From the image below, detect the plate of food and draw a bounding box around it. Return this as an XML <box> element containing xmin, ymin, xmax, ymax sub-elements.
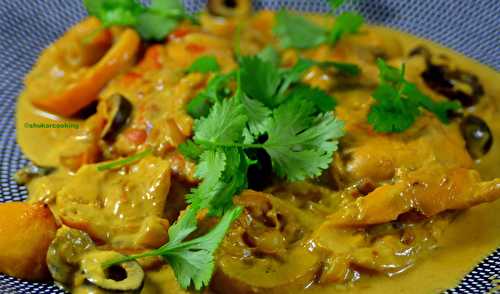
<box><xmin>0</xmin><ymin>0</ymin><xmax>499</xmax><ymax>293</ymax></box>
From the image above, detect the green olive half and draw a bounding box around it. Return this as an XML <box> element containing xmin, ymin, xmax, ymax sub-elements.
<box><xmin>80</xmin><ymin>251</ymin><xmax>144</xmax><ymax>292</ymax></box>
<box><xmin>47</xmin><ymin>226</ymin><xmax>95</xmax><ymax>285</ymax></box>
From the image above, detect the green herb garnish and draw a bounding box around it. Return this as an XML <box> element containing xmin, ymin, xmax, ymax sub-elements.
<box><xmin>368</xmin><ymin>59</ymin><xmax>461</xmax><ymax>133</ymax></box>
<box><xmin>273</xmin><ymin>5</ymin><xmax>364</xmax><ymax>49</ymax></box>
<box><xmin>83</xmin><ymin>0</ymin><xmax>193</xmax><ymax>40</ymax></box>
<box><xmin>184</xmin><ymin>54</ymin><xmax>345</xmax><ymax>182</ymax></box>
<box><xmin>286</xmin><ymin>84</ymin><xmax>337</xmax><ymax>112</ymax></box>
<box><xmin>273</xmin><ymin>10</ymin><xmax>329</xmax><ymax>49</ymax></box>
<box><xmin>106</xmin><ymin>52</ymin><xmax>345</xmax><ymax>290</ymax></box>
<box><xmin>103</xmin><ymin>206</ymin><xmax>242</xmax><ymax>290</ymax></box>
<box><xmin>328</xmin><ymin>0</ymin><xmax>348</xmax><ymax>9</ymax></box>
<box><xmin>96</xmin><ymin>149</ymin><xmax>152</xmax><ymax>171</ymax></box>
<box><xmin>187</xmin><ymin>72</ymin><xmax>235</xmax><ymax>118</ymax></box>
<box><xmin>327</xmin><ymin>11</ymin><xmax>364</xmax><ymax>45</ymax></box>
<box><xmin>187</xmin><ymin>56</ymin><xmax>221</xmax><ymax>73</ymax></box>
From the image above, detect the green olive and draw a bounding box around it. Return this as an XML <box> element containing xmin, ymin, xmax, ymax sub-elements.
<box><xmin>47</xmin><ymin>226</ymin><xmax>95</xmax><ymax>285</ymax></box>
<box><xmin>80</xmin><ymin>251</ymin><xmax>144</xmax><ymax>293</ymax></box>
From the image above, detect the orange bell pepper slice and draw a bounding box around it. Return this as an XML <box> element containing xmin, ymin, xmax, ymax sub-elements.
<box><xmin>33</xmin><ymin>28</ymin><xmax>140</xmax><ymax>117</ymax></box>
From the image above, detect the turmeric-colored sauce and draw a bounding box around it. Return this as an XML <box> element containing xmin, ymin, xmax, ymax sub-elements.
<box><xmin>12</xmin><ymin>10</ymin><xmax>500</xmax><ymax>294</ymax></box>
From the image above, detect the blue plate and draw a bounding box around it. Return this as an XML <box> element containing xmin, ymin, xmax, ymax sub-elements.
<box><xmin>0</xmin><ymin>0</ymin><xmax>498</xmax><ymax>293</ymax></box>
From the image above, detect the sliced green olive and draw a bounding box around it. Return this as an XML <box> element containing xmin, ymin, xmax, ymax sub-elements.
<box><xmin>47</xmin><ymin>226</ymin><xmax>95</xmax><ymax>285</ymax></box>
<box><xmin>13</xmin><ymin>164</ymin><xmax>56</xmax><ymax>185</ymax></box>
<box><xmin>80</xmin><ymin>251</ymin><xmax>144</xmax><ymax>292</ymax></box>
<box><xmin>460</xmin><ymin>115</ymin><xmax>493</xmax><ymax>159</ymax></box>
<box><xmin>101</xmin><ymin>94</ymin><xmax>133</xmax><ymax>143</ymax></box>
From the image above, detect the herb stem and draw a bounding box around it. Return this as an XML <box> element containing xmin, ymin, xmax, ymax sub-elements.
<box><xmin>102</xmin><ymin>249</ymin><xmax>161</xmax><ymax>269</ymax></box>
<box><xmin>96</xmin><ymin>149</ymin><xmax>152</xmax><ymax>171</ymax></box>
<box><xmin>195</xmin><ymin>140</ymin><xmax>263</xmax><ymax>149</ymax></box>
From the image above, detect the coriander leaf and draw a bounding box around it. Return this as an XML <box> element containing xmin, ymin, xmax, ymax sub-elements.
<box><xmin>208</xmin><ymin>148</ymin><xmax>250</xmax><ymax>216</ymax></box>
<box><xmin>136</xmin><ymin>11</ymin><xmax>178</xmax><ymax>40</ymax></box>
<box><xmin>83</xmin><ymin>0</ymin><xmax>102</xmax><ymax>16</ymax></box>
<box><xmin>378</xmin><ymin>59</ymin><xmax>405</xmax><ymax>86</ymax></box>
<box><xmin>328</xmin><ymin>0</ymin><xmax>362</xmax><ymax>10</ymax></box>
<box><xmin>236</xmin><ymin>68</ymin><xmax>272</xmax><ymax>136</ymax></box>
<box><xmin>266</xmin><ymin>97</ymin><xmax>316</xmax><ymax>136</ymax></box>
<box><xmin>187</xmin><ymin>56</ymin><xmax>221</xmax><ymax>73</ymax></box>
<box><xmin>277</xmin><ymin>58</ymin><xmax>316</xmax><ymax>97</ymax></box>
<box><xmin>187</xmin><ymin>72</ymin><xmax>235</xmax><ymax>118</ymax></box>
<box><xmin>186</xmin><ymin>95</ymin><xmax>212</xmax><ymax>119</ymax></box>
<box><xmin>242</xmin><ymin>128</ymin><xmax>255</xmax><ymax>144</ymax></box>
<box><xmin>368</xmin><ymin>59</ymin><xmax>460</xmax><ymax>133</ymax></box>
<box><xmin>262</xmin><ymin>98</ymin><xmax>345</xmax><ymax>180</ymax></box>
<box><xmin>240</xmin><ymin>93</ymin><xmax>272</xmax><ymax>136</ymax></box>
<box><xmin>273</xmin><ymin>10</ymin><xmax>327</xmax><ymax>49</ymax></box>
<box><xmin>367</xmin><ymin>84</ymin><xmax>420</xmax><ymax>132</ymax></box>
<box><xmin>257</xmin><ymin>46</ymin><xmax>280</xmax><ymax>66</ymax></box>
<box><xmin>187</xmin><ymin>149</ymin><xmax>227</xmax><ymax>208</ymax></box>
<box><xmin>328</xmin><ymin>0</ymin><xmax>347</xmax><ymax>9</ymax></box>
<box><xmin>426</xmin><ymin>100</ymin><xmax>461</xmax><ymax>123</ymax></box>
<box><xmin>328</xmin><ymin>11</ymin><xmax>364</xmax><ymax>45</ymax></box>
<box><xmin>287</xmin><ymin>84</ymin><xmax>337</xmax><ymax>112</ymax></box>
<box><xmin>404</xmin><ymin>83</ymin><xmax>461</xmax><ymax>123</ymax></box>
<box><xmin>197</xmin><ymin>73</ymin><xmax>235</xmax><ymax>103</ymax></box>
<box><xmin>194</xmin><ymin>150</ymin><xmax>226</xmax><ymax>183</ymax></box>
<box><xmin>84</xmin><ymin>0</ymin><xmax>192</xmax><ymax>40</ymax></box>
<box><xmin>194</xmin><ymin>97</ymin><xmax>248</xmax><ymax>145</ymax></box>
<box><xmin>150</xmin><ymin>0</ymin><xmax>184</xmax><ymax>12</ymax></box>
<box><xmin>162</xmin><ymin>206</ymin><xmax>242</xmax><ymax>290</ymax></box>
<box><xmin>167</xmin><ymin>205</ymin><xmax>200</xmax><ymax>245</ymax></box>
<box><xmin>179</xmin><ymin>140</ymin><xmax>205</xmax><ymax>160</ymax></box>
<box><xmin>84</xmin><ymin>0</ymin><xmax>144</xmax><ymax>27</ymax></box>
<box><xmin>239</xmin><ymin>56</ymin><xmax>281</xmax><ymax>107</ymax></box>
<box><xmin>110</xmin><ymin>206</ymin><xmax>242</xmax><ymax>290</ymax></box>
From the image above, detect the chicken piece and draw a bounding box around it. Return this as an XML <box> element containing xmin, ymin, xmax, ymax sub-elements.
<box><xmin>55</xmin><ymin>156</ymin><xmax>171</xmax><ymax>248</ymax></box>
<box><xmin>336</xmin><ymin>115</ymin><xmax>473</xmax><ymax>184</ymax></box>
<box><xmin>315</xmin><ymin>234</ymin><xmax>420</xmax><ymax>283</ymax></box>
<box><xmin>0</xmin><ymin>203</ymin><xmax>58</xmax><ymax>280</ymax></box>
<box><xmin>312</xmin><ymin>212</ymin><xmax>448</xmax><ymax>282</ymax></box>
<box><xmin>328</xmin><ymin>166</ymin><xmax>500</xmax><ymax>227</ymax></box>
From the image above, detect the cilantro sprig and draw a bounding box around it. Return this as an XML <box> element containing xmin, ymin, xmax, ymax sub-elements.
<box><xmin>368</xmin><ymin>59</ymin><xmax>461</xmax><ymax>133</ymax></box>
<box><xmin>187</xmin><ymin>47</ymin><xmax>359</xmax><ymax>120</ymax></box>
<box><xmin>106</xmin><ymin>51</ymin><xmax>345</xmax><ymax>290</ymax></box>
<box><xmin>187</xmin><ymin>55</ymin><xmax>221</xmax><ymax>74</ymax></box>
<box><xmin>83</xmin><ymin>0</ymin><xmax>194</xmax><ymax>40</ymax></box>
<box><xmin>103</xmin><ymin>206</ymin><xmax>242</xmax><ymax>290</ymax></box>
<box><xmin>96</xmin><ymin>149</ymin><xmax>152</xmax><ymax>171</ymax></box>
<box><xmin>273</xmin><ymin>1</ymin><xmax>364</xmax><ymax>49</ymax></box>
<box><xmin>184</xmin><ymin>53</ymin><xmax>345</xmax><ymax>183</ymax></box>
<box><xmin>273</xmin><ymin>10</ymin><xmax>328</xmax><ymax>49</ymax></box>
<box><xmin>327</xmin><ymin>11</ymin><xmax>364</xmax><ymax>45</ymax></box>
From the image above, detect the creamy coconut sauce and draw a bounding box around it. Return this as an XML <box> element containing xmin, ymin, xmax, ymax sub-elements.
<box><xmin>14</xmin><ymin>12</ymin><xmax>500</xmax><ymax>294</ymax></box>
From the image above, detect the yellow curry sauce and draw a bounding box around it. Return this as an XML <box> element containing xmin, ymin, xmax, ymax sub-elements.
<box><xmin>13</xmin><ymin>9</ymin><xmax>500</xmax><ymax>294</ymax></box>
